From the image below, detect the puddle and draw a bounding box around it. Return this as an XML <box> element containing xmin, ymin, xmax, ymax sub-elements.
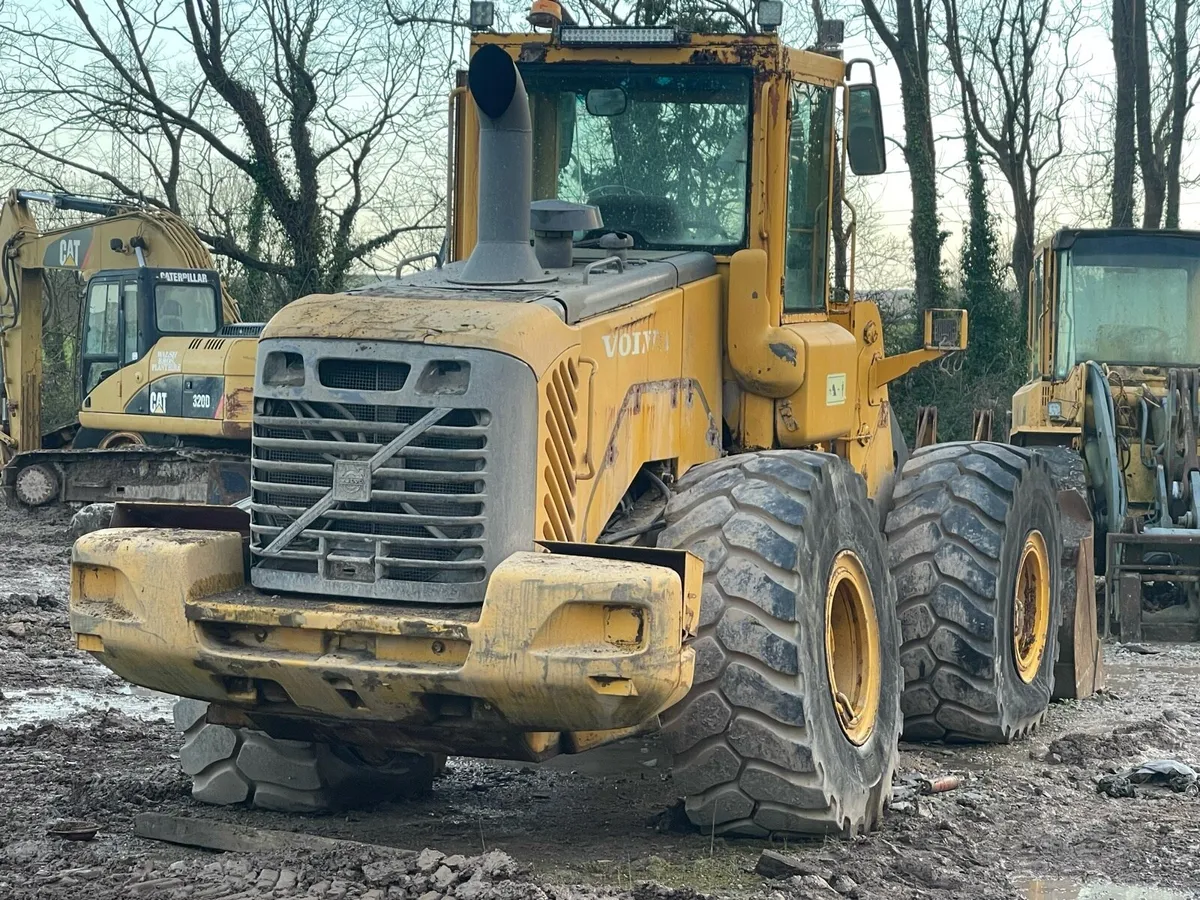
<box><xmin>0</xmin><ymin>684</ymin><xmax>174</xmax><ymax>730</ymax></box>
<box><xmin>1024</xmin><ymin>879</ymin><xmax>1194</xmax><ymax>899</ymax></box>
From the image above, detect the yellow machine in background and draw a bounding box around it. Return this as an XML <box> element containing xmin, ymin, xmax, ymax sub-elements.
<box><xmin>71</xmin><ymin>7</ymin><xmax>1073</xmax><ymax>837</ymax></box>
<box><xmin>0</xmin><ymin>189</ymin><xmax>258</xmax><ymax>507</ymax></box>
<box><xmin>1014</xmin><ymin>227</ymin><xmax>1200</xmax><ymax>644</ymax></box>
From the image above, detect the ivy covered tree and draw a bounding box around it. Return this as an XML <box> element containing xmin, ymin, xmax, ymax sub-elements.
<box><xmin>956</xmin><ymin>112</ymin><xmax>1027</xmax><ymax>423</ymax></box>
<box><xmin>888</xmin><ymin>112</ymin><xmax>1027</xmax><ymax>446</ymax></box>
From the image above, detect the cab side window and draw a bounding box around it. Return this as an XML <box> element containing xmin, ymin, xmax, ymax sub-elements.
<box><xmin>122</xmin><ymin>282</ymin><xmax>139</xmax><ymax>363</ymax></box>
<box><xmin>84</xmin><ymin>281</ymin><xmax>119</xmax><ymax>356</ymax></box>
<box><xmin>82</xmin><ymin>281</ymin><xmax>120</xmax><ymax>394</ymax></box>
<box><xmin>783</xmin><ymin>83</ymin><xmax>833</xmax><ymax>311</ymax></box>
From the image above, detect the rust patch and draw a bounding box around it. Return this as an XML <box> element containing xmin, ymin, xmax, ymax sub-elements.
<box><xmin>518</xmin><ymin>42</ymin><xmax>547</xmax><ymax>63</ymax></box>
<box><xmin>769</xmin><ymin>341</ymin><xmax>798</xmax><ymax>365</ymax></box>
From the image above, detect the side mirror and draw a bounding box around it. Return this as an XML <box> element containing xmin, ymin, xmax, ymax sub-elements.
<box><xmin>586</xmin><ymin>88</ymin><xmax>627</xmax><ymax>117</ymax></box>
<box><xmin>846</xmin><ymin>83</ymin><xmax>887</xmax><ymax>176</ymax></box>
<box><xmin>924</xmin><ymin>308</ymin><xmax>968</xmax><ymax>351</ymax></box>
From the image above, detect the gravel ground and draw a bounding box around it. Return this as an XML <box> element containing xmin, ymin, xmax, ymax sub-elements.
<box><xmin>1</xmin><ymin>506</ymin><xmax>1199</xmax><ymax>899</ymax></box>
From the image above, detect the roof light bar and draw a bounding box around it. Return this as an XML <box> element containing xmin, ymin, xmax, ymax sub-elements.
<box><xmin>558</xmin><ymin>26</ymin><xmax>689</xmax><ymax>47</ymax></box>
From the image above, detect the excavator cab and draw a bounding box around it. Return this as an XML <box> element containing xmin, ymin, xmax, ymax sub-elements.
<box><xmin>78</xmin><ymin>267</ymin><xmax>223</xmax><ymax>399</ymax></box>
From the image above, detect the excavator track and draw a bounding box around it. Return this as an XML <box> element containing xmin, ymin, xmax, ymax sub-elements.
<box><xmin>3</xmin><ymin>446</ymin><xmax>249</xmax><ymax>508</ymax></box>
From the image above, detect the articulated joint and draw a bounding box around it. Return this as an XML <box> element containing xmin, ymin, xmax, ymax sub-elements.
<box><xmin>726</xmin><ymin>248</ymin><xmax>805</xmax><ymax>398</ymax></box>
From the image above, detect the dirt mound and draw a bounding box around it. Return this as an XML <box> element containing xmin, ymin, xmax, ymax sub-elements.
<box><xmin>67</xmin><ymin>766</ymin><xmax>191</xmax><ymax>819</ymax></box>
<box><xmin>0</xmin><ymin>708</ymin><xmax>149</xmax><ymax>749</ymax></box>
<box><xmin>1044</xmin><ymin>713</ymin><xmax>1189</xmax><ymax>766</ymax></box>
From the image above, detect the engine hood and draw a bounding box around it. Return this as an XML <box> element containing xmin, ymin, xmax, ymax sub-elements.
<box><xmin>262</xmin><ymin>250</ymin><xmax>716</xmax><ymax>379</ymax></box>
<box><xmin>262</xmin><ymin>290</ymin><xmax>576</xmax><ymax>380</ymax></box>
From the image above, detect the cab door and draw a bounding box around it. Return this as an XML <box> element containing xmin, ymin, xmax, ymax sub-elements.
<box><xmin>79</xmin><ymin>278</ymin><xmax>122</xmax><ymax>400</ymax></box>
<box><xmin>79</xmin><ymin>273</ymin><xmax>146</xmax><ymax>407</ymax></box>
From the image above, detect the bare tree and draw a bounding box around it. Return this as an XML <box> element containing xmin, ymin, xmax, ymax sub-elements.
<box><xmin>1056</xmin><ymin>91</ymin><xmax>1122</xmax><ymax>228</ymax></box>
<box><xmin>0</xmin><ymin>0</ymin><xmax>449</xmax><ymax>303</ymax></box>
<box><xmin>1110</xmin><ymin>0</ymin><xmax>1200</xmax><ymax>229</ymax></box>
<box><xmin>1160</xmin><ymin>0</ymin><xmax>1198</xmax><ymax>227</ymax></box>
<box><xmin>1112</xmin><ymin>0</ymin><xmax>1138</xmax><ymax>226</ymax></box>
<box><xmin>941</xmin><ymin>0</ymin><xmax>1080</xmax><ymax>307</ymax></box>
<box><xmin>1134</xmin><ymin>0</ymin><xmax>1200</xmax><ymax>228</ymax></box>
<box><xmin>860</xmin><ymin>0</ymin><xmax>947</xmax><ymax>311</ymax></box>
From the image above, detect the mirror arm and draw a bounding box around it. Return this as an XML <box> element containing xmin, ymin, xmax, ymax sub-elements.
<box><xmin>870</xmin><ymin>347</ymin><xmax>947</xmax><ymax>391</ymax></box>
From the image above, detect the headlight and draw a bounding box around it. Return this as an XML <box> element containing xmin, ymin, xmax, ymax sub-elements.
<box><xmin>1047</xmin><ymin>400</ymin><xmax>1063</xmax><ymax>419</ymax></box>
<box><xmin>558</xmin><ymin>26</ymin><xmax>688</xmax><ymax>46</ymax></box>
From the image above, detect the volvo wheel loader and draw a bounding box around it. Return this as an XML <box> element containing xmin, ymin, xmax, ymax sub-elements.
<box><xmin>1013</xmin><ymin>227</ymin><xmax>1200</xmax><ymax>647</ymax></box>
<box><xmin>1</xmin><ymin>189</ymin><xmax>259</xmax><ymax>508</ymax></box>
<box><xmin>70</xmin><ymin>8</ymin><xmax>1069</xmax><ymax>837</ymax></box>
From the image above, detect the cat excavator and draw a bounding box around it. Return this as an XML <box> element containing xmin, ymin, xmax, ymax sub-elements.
<box><xmin>0</xmin><ymin>188</ymin><xmax>258</xmax><ymax>508</ymax></box>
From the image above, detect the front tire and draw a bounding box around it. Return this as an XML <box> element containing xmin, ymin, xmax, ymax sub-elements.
<box><xmin>173</xmin><ymin>700</ymin><xmax>441</xmax><ymax>812</ymax></box>
<box><xmin>656</xmin><ymin>451</ymin><xmax>901</xmax><ymax>837</ymax></box>
<box><xmin>885</xmin><ymin>442</ymin><xmax>1062</xmax><ymax>742</ymax></box>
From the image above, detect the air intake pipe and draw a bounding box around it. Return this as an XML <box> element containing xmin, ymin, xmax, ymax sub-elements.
<box><xmin>452</xmin><ymin>44</ymin><xmax>551</xmax><ymax>285</ymax></box>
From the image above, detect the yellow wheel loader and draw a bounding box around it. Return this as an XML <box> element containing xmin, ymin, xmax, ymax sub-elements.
<box><xmin>1013</xmin><ymin>227</ymin><xmax>1200</xmax><ymax>648</ymax></box>
<box><xmin>0</xmin><ymin>189</ymin><xmax>258</xmax><ymax>507</ymax></box>
<box><xmin>70</xmin><ymin>9</ymin><xmax>1067</xmax><ymax>836</ymax></box>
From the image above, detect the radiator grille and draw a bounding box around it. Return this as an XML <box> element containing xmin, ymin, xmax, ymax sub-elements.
<box><xmin>251</xmin><ymin>399</ymin><xmax>489</xmax><ymax>587</ymax></box>
<box><xmin>220</xmin><ymin>323</ymin><xmax>265</xmax><ymax>337</ymax></box>
<box><xmin>318</xmin><ymin>359</ymin><xmax>411</xmax><ymax>392</ymax></box>
<box><xmin>248</xmin><ymin>341</ymin><xmax>536</xmax><ymax>605</ymax></box>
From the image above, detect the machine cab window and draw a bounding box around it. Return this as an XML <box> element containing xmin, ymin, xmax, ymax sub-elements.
<box><xmin>1053</xmin><ymin>232</ymin><xmax>1200</xmax><ymax>378</ymax></box>
<box><xmin>784</xmin><ymin>82</ymin><xmax>834</xmax><ymax>311</ymax></box>
<box><xmin>524</xmin><ymin>64</ymin><xmax>753</xmax><ymax>253</ymax></box>
<box><xmin>1029</xmin><ymin>252</ymin><xmax>1045</xmax><ymax>377</ymax></box>
<box><xmin>156</xmin><ymin>281</ymin><xmax>218</xmax><ymax>334</ymax></box>
<box><xmin>81</xmin><ymin>279</ymin><xmax>121</xmax><ymax>393</ymax></box>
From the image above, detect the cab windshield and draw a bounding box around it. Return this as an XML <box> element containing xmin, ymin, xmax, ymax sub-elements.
<box><xmin>522</xmin><ymin>64</ymin><xmax>752</xmax><ymax>253</ymax></box>
<box><xmin>1056</xmin><ymin>234</ymin><xmax>1200</xmax><ymax>376</ymax></box>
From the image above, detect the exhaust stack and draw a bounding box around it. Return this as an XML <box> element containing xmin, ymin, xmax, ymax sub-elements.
<box><xmin>452</xmin><ymin>44</ymin><xmax>551</xmax><ymax>285</ymax></box>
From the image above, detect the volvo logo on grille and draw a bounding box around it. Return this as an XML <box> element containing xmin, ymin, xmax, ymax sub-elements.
<box><xmin>332</xmin><ymin>460</ymin><xmax>372</xmax><ymax>502</ymax></box>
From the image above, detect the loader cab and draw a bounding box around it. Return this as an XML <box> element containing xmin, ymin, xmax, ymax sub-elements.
<box><xmin>1028</xmin><ymin>229</ymin><xmax>1200</xmax><ymax>381</ymax></box>
<box><xmin>452</xmin><ymin>31</ymin><xmax>888</xmax><ymax>314</ymax></box>
<box><xmin>79</xmin><ymin>267</ymin><xmax>223</xmax><ymax>397</ymax></box>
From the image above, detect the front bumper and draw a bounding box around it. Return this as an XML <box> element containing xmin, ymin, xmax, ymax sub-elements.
<box><xmin>70</xmin><ymin>529</ymin><xmax>699</xmax><ymax>760</ymax></box>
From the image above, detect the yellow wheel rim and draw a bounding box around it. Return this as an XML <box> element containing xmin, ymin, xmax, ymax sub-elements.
<box><xmin>1013</xmin><ymin>530</ymin><xmax>1051</xmax><ymax>684</ymax></box>
<box><xmin>824</xmin><ymin>551</ymin><xmax>881</xmax><ymax>746</ymax></box>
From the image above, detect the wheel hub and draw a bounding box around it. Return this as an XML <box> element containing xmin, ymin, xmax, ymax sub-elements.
<box><xmin>1013</xmin><ymin>530</ymin><xmax>1051</xmax><ymax>683</ymax></box>
<box><xmin>824</xmin><ymin>550</ymin><xmax>881</xmax><ymax>746</ymax></box>
<box><xmin>15</xmin><ymin>463</ymin><xmax>59</xmax><ymax>507</ymax></box>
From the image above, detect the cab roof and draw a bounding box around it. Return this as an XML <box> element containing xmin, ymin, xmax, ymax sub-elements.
<box><xmin>1047</xmin><ymin>228</ymin><xmax>1200</xmax><ymax>250</ymax></box>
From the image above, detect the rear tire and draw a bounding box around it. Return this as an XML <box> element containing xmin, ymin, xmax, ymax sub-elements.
<box><xmin>1031</xmin><ymin>447</ymin><xmax>1098</xmax><ymax>699</ymax></box>
<box><xmin>173</xmin><ymin>700</ymin><xmax>440</xmax><ymax>812</ymax></box>
<box><xmin>885</xmin><ymin>442</ymin><xmax>1062</xmax><ymax>742</ymax></box>
<box><xmin>657</xmin><ymin>451</ymin><xmax>901</xmax><ymax>837</ymax></box>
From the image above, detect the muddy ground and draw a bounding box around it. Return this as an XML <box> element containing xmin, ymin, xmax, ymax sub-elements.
<box><xmin>2</xmin><ymin>506</ymin><xmax>1199</xmax><ymax>900</ymax></box>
